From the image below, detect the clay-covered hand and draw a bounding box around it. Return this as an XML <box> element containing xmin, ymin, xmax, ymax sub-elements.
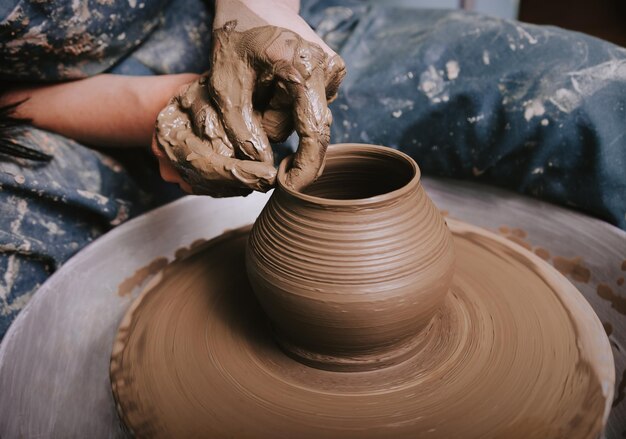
<box><xmin>208</xmin><ymin>0</ymin><xmax>346</xmax><ymax>190</ymax></box>
<box><xmin>154</xmin><ymin>76</ymin><xmax>276</xmax><ymax>197</ymax></box>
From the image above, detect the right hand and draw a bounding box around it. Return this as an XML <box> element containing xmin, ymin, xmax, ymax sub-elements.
<box><xmin>153</xmin><ymin>1</ymin><xmax>347</xmax><ymax>196</ymax></box>
<box><xmin>207</xmin><ymin>11</ymin><xmax>346</xmax><ymax>191</ymax></box>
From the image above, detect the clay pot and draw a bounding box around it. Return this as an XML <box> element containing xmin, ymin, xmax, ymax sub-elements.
<box><xmin>246</xmin><ymin>144</ymin><xmax>455</xmax><ymax>371</ymax></box>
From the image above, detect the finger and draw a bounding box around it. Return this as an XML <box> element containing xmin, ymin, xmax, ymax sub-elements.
<box><xmin>156</xmin><ymin>98</ymin><xmax>276</xmax><ymax>196</ymax></box>
<box><xmin>151</xmin><ymin>133</ymin><xmax>193</xmax><ymax>193</ymax></box>
<box><xmin>325</xmin><ymin>54</ymin><xmax>347</xmax><ymax>103</ymax></box>
<box><xmin>283</xmin><ymin>67</ymin><xmax>332</xmax><ymax>190</ymax></box>
<box><xmin>158</xmin><ymin>157</ymin><xmax>194</xmax><ymax>193</ymax></box>
<box><xmin>261</xmin><ymin>108</ymin><xmax>293</xmax><ymax>143</ymax></box>
<box><xmin>260</xmin><ymin>81</ymin><xmax>296</xmax><ymax>142</ymax></box>
<box><xmin>208</xmin><ymin>35</ymin><xmax>273</xmax><ymax>164</ymax></box>
<box><xmin>184</xmin><ymin>135</ymin><xmax>276</xmax><ymax>195</ymax></box>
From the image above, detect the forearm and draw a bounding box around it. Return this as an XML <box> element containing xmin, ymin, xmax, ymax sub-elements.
<box><xmin>214</xmin><ymin>0</ymin><xmax>301</xmax><ymax>30</ymax></box>
<box><xmin>0</xmin><ymin>74</ymin><xmax>198</xmax><ymax>148</ymax></box>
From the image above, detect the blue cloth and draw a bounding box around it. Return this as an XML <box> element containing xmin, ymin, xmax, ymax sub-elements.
<box><xmin>300</xmin><ymin>2</ymin><xmax>626</xmax><ymax>228</ymax></box>
<box><xmin>1</xmin><ymin>0</ymin><xmax>625</xmax><ymax>339</ymax></box>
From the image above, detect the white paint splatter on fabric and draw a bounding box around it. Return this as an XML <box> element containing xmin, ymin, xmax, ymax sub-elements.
<box><xmin>77</xmin><ymin>189</ymin><xmax>109</xmax><ymax>205</ymax></box>
<box><xmin>467</xmin><ymin>114</ymin><xmax>485</xmax><ymax>123</ymax></box>
<box><xmin>524</xmin><ymin>100</ymin><xmax>546</xmax><ymax>121</ymax></box>
<box><xmin>549</xmin><ymin>88</ymin><xmax>581</xmax><ymax>113</ymax></box>
<box><xmin>380</xmin><ymin>97</ymin><xmax>414</xmax><ymax>112</ymax></box>
<box><xmin>515</xmin><ymin>25</ymin><xmax>539</xmax><ymax>45</ymax></box>
<box><xmin>10</xmin><ymin>199</ymin><xmax>28</xmax><ymax>235</ymax></box>
<box><xmin>419</xmin><ymin>65</ymin><xmax>449</xmax><ymax>102</ymax></box>
<box><xmin>570</xmin><ymin>59</ymin><xmax>626</xmax><ymax>97</ymax></box>
<box><xmin>40</xmin><ymin>220</ymin><xmax>65</xmax><ymax>236</ymax></box>
<box><xmin>445</xmin><ymin>60</ymin><xmax>460</xmax><ymax>80</ymax></box>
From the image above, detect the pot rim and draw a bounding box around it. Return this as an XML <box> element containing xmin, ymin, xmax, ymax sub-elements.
<box><xmin>277</xmin><ymin>143</ymin><xmax>421</xmax><ymax>206</ymax></box>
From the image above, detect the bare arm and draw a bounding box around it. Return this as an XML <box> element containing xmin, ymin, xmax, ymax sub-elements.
<box><xmin>0</xmin><ymin>73</ymin><xmax>199</xmax><ymax>148</ymax></box>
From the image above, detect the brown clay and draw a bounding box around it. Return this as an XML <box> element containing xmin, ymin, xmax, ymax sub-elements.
<box><xmin>156</xmin><ymin>75</ymin><xmax>277</xmax><ymax>197</ymax></box>
<box><xmin>553</xmin><ymin>255</ymin><xmax>592</xmax><ymax>283</ymax></box>
<box><xmin>117</xmin><ymin>257</ymin><xmax>169</xmax><ymax>297</ymax></box>
<box><xmin>155</xmin><ymin>9</ymin><xmax>346</xmax><ymax>196</ymax></box>
<box><xmin>597</xmin><ymin>283</ymin><xmax>626</xmax><ymax>315</ymax></box>
<box><xmin>534</xmin><ymin>247</ymin><xmax>551</xmax><ymax>260</ymax></box>
<box><xmin>110</xmin><ymin>144</ymin><xmax>614</xmax><ymax>438</ymax></box>
<box><xmin>246</xmin><ymin>144</ymin><xmax>455</xmax><ymax>371</ymax></box>
<box><xmin>110</xmin><ymin>226</ymin><xmax>613</xmax><ymax>439</ymax></box>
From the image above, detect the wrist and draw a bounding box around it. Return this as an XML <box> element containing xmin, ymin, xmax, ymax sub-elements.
<box><xmin>214</xmin><ymin>0</ymin><xmax>301</xmax><ymax>30</ymax></box>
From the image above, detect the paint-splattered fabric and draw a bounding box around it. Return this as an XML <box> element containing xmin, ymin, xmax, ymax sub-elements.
<box><xmin>300</xmin><ymin>1</ymin><xmax>626</xmax><ymax>229</ymax></box>
<box><xmin>0</xmin><ymin>0</ymin><xmax>211</xmax><ymax>338</ymax></box>
<box><xmin>0</xmin><ymin>131</ymin><xmax>152</xmax><ymax>337</ymax></box>
<box><xmin>1</xmin><ymin>0</ymin><xmax>626</xmax><ymax>339</ymax></box>
<box><xmin>0</xmin><ymin>0</ymin><xmax>213</xmax><ymax>80</ymax></box>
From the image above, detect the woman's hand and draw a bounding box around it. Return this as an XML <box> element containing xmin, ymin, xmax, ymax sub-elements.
<box><xmin>206</xmin><ymin>0</ymin><xmax>346</xmax><ymax>190</ymax></box>
<box><xmin>153</xmin><ymin>76</ymin><xmax>276</xmax><ymax>197</ymax></box>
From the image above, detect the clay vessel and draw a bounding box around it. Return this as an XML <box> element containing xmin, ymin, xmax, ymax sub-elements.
<box><xmin>246</xmin><ymin>143</ymin><xmax>455</xmax><ymax>371</ymax></box>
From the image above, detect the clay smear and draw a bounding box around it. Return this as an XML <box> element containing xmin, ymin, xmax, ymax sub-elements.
<box><xmin>110</xmin><ymin>223</ymin><xmax>612</xmax><ymax>439</ymax></box>
<box><xmin>117</xmin><ymin>257</ymin><xmax>168</xmax><ymax>297</ymax></box>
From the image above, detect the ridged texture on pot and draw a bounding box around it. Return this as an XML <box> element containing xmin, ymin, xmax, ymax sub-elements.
<box><xmin>246</xmin><ymin>144</ymin><xmax>455</xmax><ymax>370</ymax></box>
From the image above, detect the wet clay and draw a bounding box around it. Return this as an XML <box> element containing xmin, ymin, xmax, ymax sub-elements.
<box><xmin>247</xmin><ymin>145</ymin><xmax>455</xmax><ymax>371</ymax></box>
<box><xmin>597</xmin><ymin>283</ymin><xmax>626</xmax><ymax>315</ymax></box>
<box><xmin>117</xmin><ymin>257</ymin><xmax>168</xmax><ymax>297</ymax></box>
<box><xmin>495</xmin><ymin>226</ymin><xmax>605</xmax><ymax>288</ymax></box>
<box><xmin>111</xmin><ymin>145</ymin><xmax>613</xmax><ymax>438</ymax></box>
<box><xmin>210</xmin><ymin>0</ymin><xmax>345</xmax><ymax>190</ymax></box>
<box><xmin>110</xmin><ymin>222</ymin><xmax>613</xmax><ymax>439</ymax></box>
<box><xmin>156</xmin><ymin>75</ymin><xmax>276</xmax><ymax>197</ymax></box>
<box><xmin>156</xmin><ymin>4</ymin><xmax>346</xmax><ymax>195</ymax></box>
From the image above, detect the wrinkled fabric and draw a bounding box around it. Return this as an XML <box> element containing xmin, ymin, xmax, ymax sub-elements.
<box><xmin>300</xmin><ymin>2</ymin><xmax>626</xmax><ymax>229</ymax></box>
<box><xmin>0</xmin><ymin>0</ymin><xmax>212</xmax><ymax>337</ymax></box>
<box><xmin>1</xmin><ymin>0</ymin><xmax>625</xmax><ymax>338</ymax></box>
<box><xmin>0</xmin><ymin>129</ymin><xmax>155</xmax><ymax>336</ymax></box>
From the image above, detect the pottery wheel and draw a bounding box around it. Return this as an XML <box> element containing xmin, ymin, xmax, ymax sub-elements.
<box><xmin>1</xmin><ymin>179</ymin><xmax>625</xmax><ymax>439</ymax></box>
<box><xmin>110</xmin><ymin>220</ymin><xmax>612</xmax><ymax>439</ymax></box>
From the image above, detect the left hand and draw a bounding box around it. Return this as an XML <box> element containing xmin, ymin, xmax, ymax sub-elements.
<box><xmin>153</xmin><ymin>76</ymin><xmax>277</xmax><ymax>197</ymax></box>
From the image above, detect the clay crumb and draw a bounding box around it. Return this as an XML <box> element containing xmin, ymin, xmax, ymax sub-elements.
<box><xmin>597</xmin><ymin>283</ymin><xmax>626</xmax><ymax>316</ymax></box>
<box><xmin>510</xmin><ymin>228</ymin><xmax>527</xmax><ymax>238</ymax></box>
<box><xmin>534</xmin><ymin>247</ymin><xmax>550</xmax><ymax>261</ymax></box>
<box><xmin>175</xmin><ymin>238</ymin><xmax>208</xmax><ymax>260</ymax></box>
<box><xmin>553</xmin><ymin>256</ymin><xmax>591</xmax><ymax>283</ymax></box>
<box><xmin>118</xmin><ymin>257</ymin><xmax>169</xmax><ymax>297</ymax></box>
